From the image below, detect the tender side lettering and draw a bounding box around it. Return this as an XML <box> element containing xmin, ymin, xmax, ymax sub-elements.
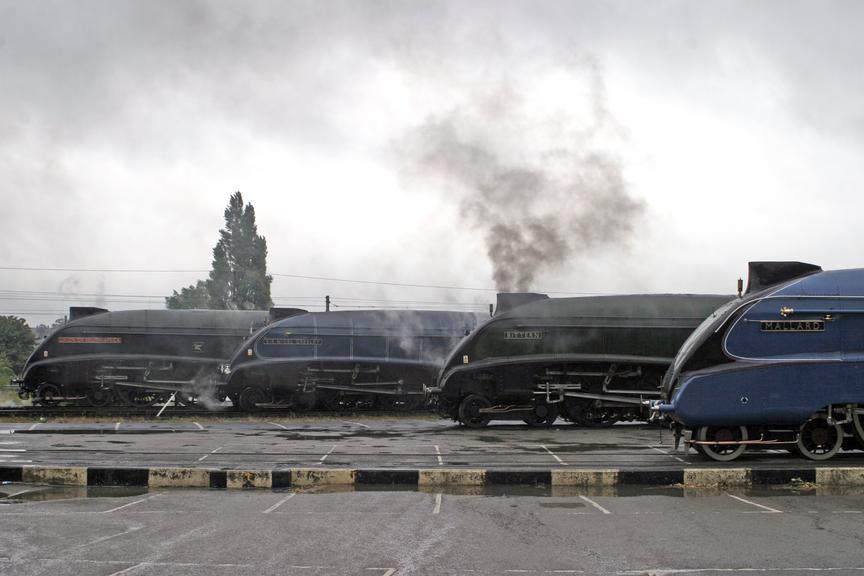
<box><xmin>58</xmin><ymin>336</ymin><xmax>122</xmax><ymax>344</ymax></box>
<box><xmin>760</xmin><ymin>320</ymin><xmax>825</xmax><ymax>332</ymax></box>
<box><xmin>504</xmin><ymin>330</ymin><xmax>544</xmax><ymax>340</ymax></box>
<box><xmin>262</xmin><ymin>337</ymin><xmax>322</xmax><ymax>345</ymax></box>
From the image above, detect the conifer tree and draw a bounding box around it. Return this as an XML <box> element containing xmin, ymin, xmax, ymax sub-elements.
<box><xmin>166</xmin><ymin>192</ymin><xmax>272</xmax><ymax>310</ymax></box>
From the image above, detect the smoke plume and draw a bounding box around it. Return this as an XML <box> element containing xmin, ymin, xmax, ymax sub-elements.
<box><xmin>402</xmin><ymin>58</ymin><xmax>644</xmax><ymax>291</ymax></box>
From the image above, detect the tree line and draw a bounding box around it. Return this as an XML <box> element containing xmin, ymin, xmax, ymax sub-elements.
<box><xmin>0</xmin><ymin>191</ymin><xmax>273</xmax><ymax>381</ymax></box>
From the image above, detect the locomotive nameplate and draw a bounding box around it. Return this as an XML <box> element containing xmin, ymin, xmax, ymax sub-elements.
<box><xmin>760</xmin><ymin>320</ymin><xmax>825</xmax><ymax>332</ymax></box>
<box><xmin>504</xmin><ymin>330</ymin><xmax>544</xmax><ymax>340</ymax></box>
<box><xmin>262</xmin><ymin>337</ymin><xmax>323</xmax><ymax>345</ymax></box>
<box><xmin>58</xmin><ymin>336</ymin><xmax>122</xmax><ymax>344</ymax></box>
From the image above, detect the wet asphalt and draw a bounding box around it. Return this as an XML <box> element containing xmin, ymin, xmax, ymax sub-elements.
<box><xmin>2</xmin><ymin>481</ymin><xmax>864</xmax><ymax>575</ymax></box>
<box><xmin>2</xmin><ymin>416</ymin><xmax>864</xmax><ymax>470</ymax></box>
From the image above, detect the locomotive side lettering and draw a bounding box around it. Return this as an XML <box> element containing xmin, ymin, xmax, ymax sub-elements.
<box><xmin>760</xmin><ymin>320</ymin><xmax>825</xmax><ymax>332</ymax></box>
<box><xmin>57</xmin><ymin>336</ymin><xmax>122</xmax><ymax>344</ymax></box>
<box><xmin>504</xmin><ymin>330</ymin><xmax>544</xmax><ymax>340</ymax></box>
<box><xmin>262</xmin><ymin>336</ymin><xmax>323</xmax><ymax>345</ymax></box>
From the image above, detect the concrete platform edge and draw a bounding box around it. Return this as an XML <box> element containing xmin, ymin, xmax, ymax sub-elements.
<box><xmin>0</xmin><ymin>465</ymin><xmax>858</xmax><ymax>489</ymax></box>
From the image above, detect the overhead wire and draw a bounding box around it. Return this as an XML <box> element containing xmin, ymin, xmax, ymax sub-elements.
<box><xmin>0</xmin><ymin>265</ymin><xmax>593</xmax><ymax>295</ymax></box>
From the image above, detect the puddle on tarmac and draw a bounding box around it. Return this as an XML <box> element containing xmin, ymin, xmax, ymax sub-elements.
<box><xmin>26</xmin><ymin>429</ymin><xmax>181</xmax><ymax>435</ymax></box>
<box><xmin>0</xmin><ymin>484</ymin><xmax>149</xmax><ymax>503</ymax></box>
<box><xmin>0</xmin><ymin>481</ymin><xmax>859</xmax><ymax>503</ymax></box>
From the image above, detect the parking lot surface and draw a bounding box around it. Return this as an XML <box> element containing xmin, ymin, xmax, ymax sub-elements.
<box><xmin>2</xmin><ymin>482</ymin><xmax>864</xmax><ymax>575</ymax></box>
<box><xmin>3</xmin><ymin>417</ymin><xmax>863</xmax><ymax>471</ymax></box>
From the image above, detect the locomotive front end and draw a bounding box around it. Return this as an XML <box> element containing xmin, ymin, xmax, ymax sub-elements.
<box><xmin>654</xmin><ymin>262</ymin><xmax>864</xmax><ymax>462</ymax></box>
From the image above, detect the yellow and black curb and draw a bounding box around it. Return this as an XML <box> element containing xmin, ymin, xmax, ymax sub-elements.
<box><xmin>1</xmin><ymin>464</ymin><xmax>860</xmax><ymax>489</ymax></box>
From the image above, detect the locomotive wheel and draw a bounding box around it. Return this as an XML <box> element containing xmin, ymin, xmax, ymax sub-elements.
<box><xmin>292</xmin><ymin>390</ymin><xmax>317</xmax><ymax>411</ymax></box>
<box><xmin>86</xmin><ymin>386</ymin><xmax>115</xmax><ymax>407</ymax></box>
<box><xmin>458</xmin><ymin>394</ymin><xmax>492</xmax><ymax>428</ymax></box>
<box><xmin>796</xmin><ymin>417</ymin><xmax>843</xmax><ymax>461</ymax></box>
<box><xmin>238</xmin><ymin>386</ymin><xmax>268</xmax><ymax>411</ymax></box>
<box><xmin>850</xmin><ymin>405</ymin><xmax>864</xmax><ymax>449</ymax></box>
<box><xmin>695</xmin><ymin>426</ymin><xmax>748</xmax><ymax>462</ymax></box>
<box><xmin>523</xmin><ymin>403</ymin><xmax>559</xmax><ymax>427</ymax></box>
<box><xmin>34</xmin><ymin>383</ymin><xmax>61</xmax><ymax>406</ymax></box>
<box><xmin>564</xmin><ymin>399</ymin><xmax>617</xmax><ymax>427</ymax></box>
<box><xmin>117</xmin><ymin>387</ymin><xmax>161</xmax><ymax>407</ymax></box>
<box><xmin>319</xmin><ymin>392</ymin><xmax>342</xmax><ymax>411</ymax></box>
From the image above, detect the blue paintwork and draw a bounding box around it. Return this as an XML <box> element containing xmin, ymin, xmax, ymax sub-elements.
<box><xmin>236</xmin><ymin>310</ymin><xmax>481</xmax><ymax>366</ymax></box>
<box><xmin>659</xmin><ymin>268</ymin><xmax>864</xmax><ymax>427</ymax></box>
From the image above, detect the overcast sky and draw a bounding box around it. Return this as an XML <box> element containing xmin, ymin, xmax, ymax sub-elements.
<box><xmin>1</xmin><ymin>0</ymin><xmax>862</xmax><ymax>324</ymax></box>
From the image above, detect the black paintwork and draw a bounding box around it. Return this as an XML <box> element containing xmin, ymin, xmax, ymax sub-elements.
<box><xmin>17</xmin><ymin>308</ymin><xmax>274</xmax><ymax>407</ymax></box>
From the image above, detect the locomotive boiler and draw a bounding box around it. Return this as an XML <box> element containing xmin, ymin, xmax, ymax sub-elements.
<box><xmin>15</xmin><ymin>307</ymin><xmax>281</xmax><ymax>407</ymax></box>
<box><xmin>223</xmin><ymin>309</ymin><xmax>483</xmax><ymax>411</ymax></box>
<box><xmin>430</xmin><ymin>292</ymin><xmax>733</xmax><ymax>427</ymax></box>
<box><xmin>656</xmin><ymin>261</ymin><xmax>864</xmax><ymax>462</ymax></box>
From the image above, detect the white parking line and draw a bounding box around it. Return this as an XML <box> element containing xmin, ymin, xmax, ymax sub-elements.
<box><xmin>103</xmin><ymin>494</ymin><xmax>162</xmax><ymax>514</ymax></box>
<box><xmin>268</xmin><ymin>422</ymin><xmax>289</xmax><ymax>430</ymax></box>
<box><xmin>28</xmin><ymin>423</ymin><xmax>40</xmax><ymax>431</ymax></box>
<box><xmin>648</xmin><ymin>445</ymin><xmax>687</xmax><ymax>464</ymax></box>
<box><xmin>726</xmin><ymin>493</ymin><xmax>783</xmax><ymax>514</ymax></box>
<box><xmin>0</xmin><ymin>429</ymin><xmax>14</xmax><ymax>435</ymax></box>
<box><xmin>433</xmin><ymin>493</ymin><xmax>442</xmax><ymax>514</ymax></box>
<box><xmin>0</xmin><ymin>448</ymin><xmax>26</xmax><ymax>452</ymax></box>
<box><xmin>263</xmin><ymin>492</ymin><xmax>296</xmax><ymax>514</ymax></box>
<box><xmin>343</xmin><ymin>420</ymin><xmax>371</xmax><ymax>429</ymax></box>
<box><xmin>504</xmin><ymin>571</ymin><xmax>582</xmax><ymax>574</ymax></box>
<box><xmin>193</xmin><ymin>422</ymin><xmax>205</xmax><ymax>431</ymax></box>
<box><xmin>105</xmin><ymin>561</ymin><xmax>254</xmax><ymax>575</ymax></box>
<box><xmin>197</xmin><ymin>446</ymin><xmax>223</xmax><ymax>462</ymax></box>
<box><xmin>108</xmin><ymin>563</ymin><xmax>146</xmax><ymax>576</ymax></box>
<box><xmin>77</xmin><ymin>526</ymin><xmax>143</xmax><ymax>549</ymax></box>
<box><xmin>579</xmin><ymin>495</ymin><xmax>611</xmax><ymax>515</ymax></box>
<box><xmin>319</xmin><ymin>445</ymin><xmax>338</xmax><ymax>463</ymax></box>
<box><xmin>366</xmin><ymin>569</ymin><xmax>397</xmax><ymax>576</ymax></box>
<box><xmin>434</xmin><ymin>444</ymin><xmax>444</xmax><ymax>465</ymax></box>
<box><xmin>541</xmin><ymin>445</ymin><xmax>567</xmax><ymax>466</ymax></box>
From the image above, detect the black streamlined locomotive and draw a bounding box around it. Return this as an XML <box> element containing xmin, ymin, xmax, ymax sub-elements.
<box><xmin>15</xmin><ymin>307</ymin><xmax>290</xmax><ymax>407</ymax></box>
<box><xmin>223</xmin><ymin>309</ymin><xmax>483</xmax><ymax>411</ymax></box>
<box><xmin>430</xmin><ymin>292</ymin><xmax>733</xmax><ymax>427</ymax></box>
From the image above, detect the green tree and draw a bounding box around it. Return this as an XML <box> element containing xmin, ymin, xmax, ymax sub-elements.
<box><xmin>0</xmin><ymin>353</ymin><xmax>19</xmax><ymax>405</ymax></box>
<box><xmin>0</xmin><ymin>316</ymin><xmax>35</xmax><ymax>374</ymax></box>
<box><xmin>166</xmin><ymin>280</ymin><xmax>211</xmax><ymax>309</ymax></box>
<box><xmin>166</xmin><ymin>192</ymin><xmax>273</xmax><ymax>310</ymax></box>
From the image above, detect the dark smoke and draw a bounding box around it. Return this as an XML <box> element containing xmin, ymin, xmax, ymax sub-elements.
<box><xmin>402</xmin><ymin>59</ymin><xmax>644</xmax><ymax>291</ymax></box>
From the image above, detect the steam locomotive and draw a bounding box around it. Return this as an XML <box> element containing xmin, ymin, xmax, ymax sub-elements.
<box><xmin>656</xmin><ymin>262</ymin><xmax>864</xmax><ymax>462</ymax></box>
<box><xmin>15</xmin><ymin>307</ymin><xmax>280</xmax><ymax>406</ymax></box>
<box><xmin>430</xmin><ymin>292</ymin><xmax>733</xmax><ymax>427</ymax></box>
<box><xmin>223</xmin><ymin>309</ymin><xmax>482</xmax><ymax>411</ymax></box>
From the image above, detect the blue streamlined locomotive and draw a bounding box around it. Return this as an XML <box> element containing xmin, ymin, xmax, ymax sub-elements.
<box><xmin>656</xmin><ymin>262</ymin><xmax>864</xmax><ymax>461</ymax></box>
<box><xmin>223</xmin><ymin>309</ymin><xmax>483</xmax><ymax>411</ymax></box>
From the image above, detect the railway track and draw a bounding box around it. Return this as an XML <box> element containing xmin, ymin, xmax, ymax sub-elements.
<box><xmin>0</xmin><ymin>406</ymin><xmax>430</xmax><ymax>419</ymax></box>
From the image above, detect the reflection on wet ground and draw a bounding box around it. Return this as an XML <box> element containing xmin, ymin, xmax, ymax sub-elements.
<box><xmin>0</xmin><ymin>483</ymin><xmax>149</xmax><ymax>503</ymax></box>
<box><xmin>2</xmin><ymin>480</ymin><xmax>860</xmax><ymax>504</ymax></box>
